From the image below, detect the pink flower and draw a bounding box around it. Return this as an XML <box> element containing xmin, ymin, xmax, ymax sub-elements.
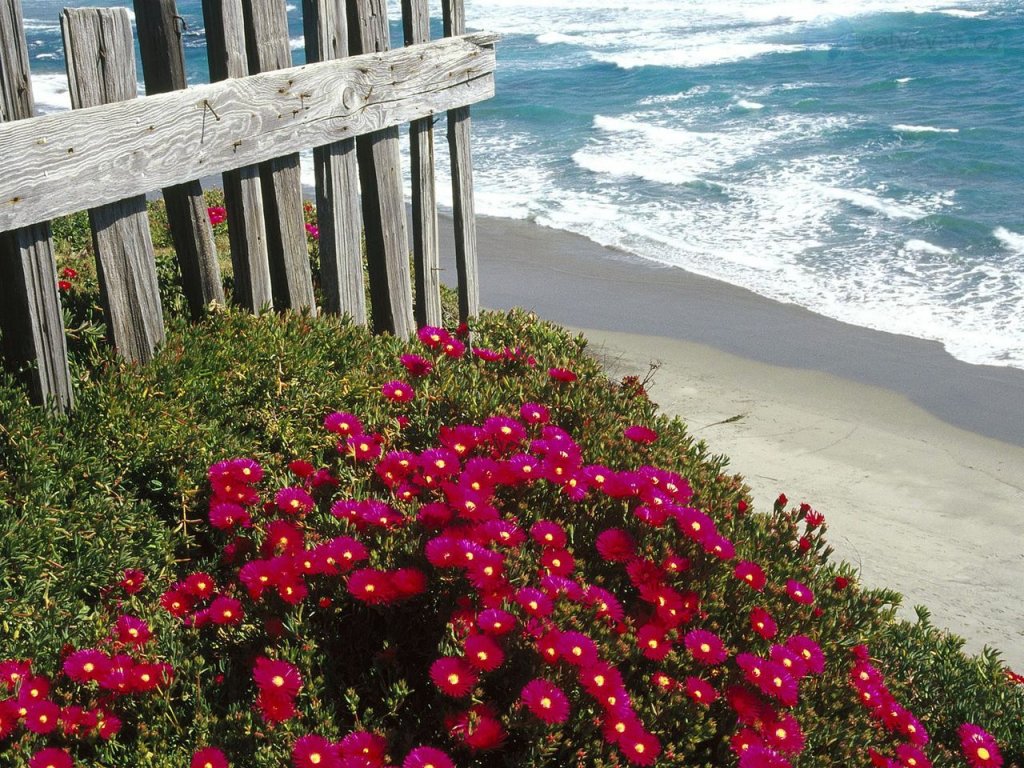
<box><xmin>430</xmin><ymin>657</ymin><xmax>477</xmax><ymax>697</ymax></box>
<box><xmin>324</xmin><ymin>411</ymin><xmax>362</xmax><ymax>436</ymax></box>
<box><xmin>685</xmin><ymin>630</ymin><xmax>729</xmax><ymax>665</ymax></box>
<box><xmin>521</xmin><ymin>678</ymin><xmax>570</xmax><ymax>724</ymax></box>
<box><xmin>276</xmin><ymin>487</ymin><xmax>315</xmax><ymax>515</ymax></box>
<box><xmin>403</xmin><ymin>746</ymin><xmax>454</xmax><ymax>768</ymax></box>
<box><xmin>382</xmin><ymin>380</ymin><xmax>415</xmax><ymax>403</ymax></box>
<box><xmin>252</xmin><ymin>657</ymin><xmax>302</xmax><ymax>697</ymax></box>
<box><xmin>619</xmin><ymin>726</ymin><xmax>661</xmax><ymax>766</ymax></box>
<box><xmin>292</xmin><ymin>735</ymin><xmax>339</xmax><ymax>768</ymax></box>
<box><xmin>63</xmin><ymin>649</ymin><xmax>110</xmax><ymax>683</ymax></box>
<box><xmin>29</xmin><ymin>748</ymin><xmax>73</xmax><ymax>768</ymax></box>
<box><xmin>24</xmin><ymin>701</ymin><xmax>60</xmax><ymax>734</ymax></box>
<box><xmin>785</xmin><ymin>579</ymin><xmax>814</xmax><ymax>605</ymax></box>
<box><xmin>959</xmin><ymin>723</ymin><xmax>1003</xmax><ymax>768</ymax></box>
<box><xmin>347</xmin><ymin>568</ymin><xmax>398</xmax><ymax>605</ymax></box>
<box><xmin>207</xmin><ymin>206</ymin><xmax>227</xmax><ymax>226</ymax></box>
<box><xmin>548</xmin><ymin>367</ymin><xmax>577</xmax><ymax>382</ymax></box>
<box><xmin>750</xmin><ymin>607</ymin><xmax>778</xmax><ymax>639</ymax></box>
<box><xmin>519</xmin><ymin>402</ymin><xmax>550</xmax><ymax>424</ymax></box>
<box><xmin>477</xmin><ymin>608</ymin><xmax>516</xmax><ymax>636</ymax></box>
<box><xmin>595</xmin><ymin>528</ymin><xmax>636</xmax><ymax>562</ymax></box>
<box><xmin>624</xmin><ymin>425</ymin><xmax>658</xmax><ymax>444</ymax></box>
<box><xmin>418</xmin><ymin>326</ymin><xmax>450</xmax><ymax>349</ymax></box>
<box><xmin>114</xmin><ymin>615</ymin><xmax>152</xmax><ymax>646</ymax></box>
<box><xmin>191</xmin><ymin>747</ymin><xmax>229</xmax><ymax>768</ymax></box>
<box><xmin>400</xmin><ymin>354</ymin><xmax>433</xmax><ymax>377</ymax></box>
<box><xmin>464</xmin><ymin>634</ymin><xmax>504</xmax><ymax>672</ymax></box>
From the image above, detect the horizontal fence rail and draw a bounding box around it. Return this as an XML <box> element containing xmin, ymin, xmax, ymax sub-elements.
<box><xmin>0</xmin><ymin>32</ymin><xmax>497</xmax><ymax>234</ymax></box>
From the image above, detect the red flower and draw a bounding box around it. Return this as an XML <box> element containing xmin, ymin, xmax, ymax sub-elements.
<box><xmin>624</xmin><ymin>424</ymin><xmax>658</xmax><ymax>444</ymax></box>
<box><xmin>184</xmin><ymin>572</ymin><xmax>217</xmax><ymax>599</ymax></box>
<box><xmin>895</xmin><ymin>744</ymin><xmax>933</xmax><ymax>768</ymax></box>
<box><xmin>530</xmin><ymin>520</ymin><xmax>567</xmax><ymax>548</ymax></box>
<box><xmin>253</xmin><ymin>657</ymin><xmax>302</xmax><ymax>697</ymax></box>
<box><xmin>430</xmin><ymin>657</ymin><xmax>477</xmax><ymax>697</ymax></box>
<box><xmin>60</xmin><ymin>266</ymin><xmax>78</xmax><ymax>279</ymax></box>
<box><xmin>959</xmin><ymin>723</ymin><xmax>1003</xmax><ymax>768</ymax></box>
<box><xmin>403</xmin><ymin>746</ymin><xmax>454</xmax><ymax>768</ymax></box>
<box><xmin>25</xmin><ymin>700</ymin><xmax>61</xmax><ymax>734</ymax></box>
<box><xmin>255</xmin><ymin>690</ymin><xmax>297</xmax><ymax>723</ymax></box>
<box><xmin>556</xmin><ymin>632</ymin><xmax>599</xmax><ymax>668</ymax></box>
<box><xmin>447</xmin><ymin>703</ymin><xmax>506</xmax><ymax>751</ymax></box>
<box><xmin>750</xmin><ymin>607</ymin><xmax>778</xmax><ymax>639</ymax></box>
<box><xmin>345</xmin><ymin>433</ymin><xmax>382</xmax><ymax>462</ymax></box>
<box><xmin>347</xmin><ymin>568</ymin><xmax>398</xmax><ymax>605</ymax></box>
<box><xmin>637</xmin><ymin>623</ymin><xmax>671</xmax><ymax>661</ymax></box>
<box><xmin>764</xmin><ymin>713</ymin><xmax>805</xmax><ymax>755</ymax></box>
<box><xmin>58</xmin><ymin>279</ymin><xmax>73</xmax><ymax>291</ymax></box>
<box><xmin>519</xmin><ymin>402</ymin><xmax>550</xmax><ymax>424</ymax></box>
<box><xmin>208</xmin><ymin>596</ymin><xmax>243</xmax><ymax>625</ymax></box>
<box><xmin>685</xmin><ymin>629</ymin><xmax>729</xmax><ymax>665</ymax></box>
<box><xmin>477</xmin><ymin>608</ymin><xmax>516</xmax><ymax>635</ymax></box>
<box><xmin>619</xmin><ymin>726</ymin><xmax>661</xmax><ymax>766</ymax></box>
<box><xmin>548</xmin><ymin>367</ymin><xmax>577</xmax><ymax>382</ymax></box>
<box><xmin>382</xmin><ymin>380</ymin><xmax>415</xmax><ymax>403</ymax></box>
<box><xmin>292</xmin><ymin>735</ymin><xmax>340</xmax><ymax>768</ymax></box>
<box><xmin>464</xmin><ymin>634</ymin><xmax>504</xmax><ymax>672</ymax></box>
<box><xmin>191</xmin><ymin>747</ymin><xmax>229</xmax><ymax>768</ymax></box>
<box><xmin>207</xmin><ymin>206</ymin><xmax>227</xmax><ymax>226</ymax></box>
<box><xmin>785</xmin><ymin>635</ymin><xmax>825</xmax><ymax>676</ymax></box>
<box><xmin>735</xmin><ymin>560</ymin><xmax>767</xmax><ymax>591</ymax></box>
<box><xmin>338</xmin><ymin>731</ymin><xmax>388</xmax><ymax>763</ymax></box>
<box><xmin>521</xmin><ymin>678</ymin><xmax>570</xmax><ymax>724</ymax></box>
<box><xmin>119</xmin><ymin>568</ymin><xmax>146</xmax><ymax>594</ymax></box>
<box><xmin>29</xmin><ymin>748</ymin><xmax>73</xmax><ymax>768</ymax></box>
<box><xmin>400</xmin><ymin>354</ymin><xmax>433</xmax><ymax>377</ymax></box>
<box><xmin>595</xmin><ymin>528</ymin><xmax>636</xmax><ymax>562</ymax></box>
<box><xmin>685</xmin><ymin>676</ymin><xmax>718</xmax><ymax>705</ymax></box>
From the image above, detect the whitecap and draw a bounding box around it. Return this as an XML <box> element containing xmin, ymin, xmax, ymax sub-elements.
<box><xmin>994</xmin><ymin>227</ymin><xmax>1024</xmax><ymax>256</ymax></box>
<box><xmin>895</xmin><ymin>77</ymin><xmax>914</xmax><ymax>84</ymax></box>
<box><xmin>937</xmin><ymin>8</ymin><xmax>987</xmax><ymax>18</ymax></box>
<box><xmin>736</xmin><ymin>98</ymin><xmax>765</xmax><ymax>110</ymax></box>
<box><xmin>822</xmin><ymin>187</ymin><xmax>926</xmax><ymax>220</ymax></box>
<box><xmin>892</xmin><ymin>124</ymin><xmax>959</xmax><ymax>134</ymax></box>
<box><xmin>536</xmin><ymin>32</ymin><xmax>579</xmax><ymax>45</ymax></box>
<box><xmin>903</xmin><ymin>239</ymin><xmax>952</xmax><ymax>255</ymax></box>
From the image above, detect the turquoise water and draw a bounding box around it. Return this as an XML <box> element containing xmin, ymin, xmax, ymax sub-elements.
<box><xmin>20</xmin><ymin>0</ymin><xmax>1024</xmax><ymax>368</ymax></box>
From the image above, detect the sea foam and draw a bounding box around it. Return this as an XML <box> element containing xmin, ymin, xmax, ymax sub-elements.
<box><xmin>892</xmin><ymin>124</ymin><xmax>959</xmax><ymax>134</ymax></box>
<box><xmin>994</xmin><ymin>227</ymin><xmax>1024</xmax><ymax>256</ymax></box>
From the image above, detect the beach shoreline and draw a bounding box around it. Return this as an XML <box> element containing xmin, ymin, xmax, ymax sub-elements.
<box><xmin>438</xmin><ymin>211</ymin><xmax>1024</xmax><ymax>668</ymax></box>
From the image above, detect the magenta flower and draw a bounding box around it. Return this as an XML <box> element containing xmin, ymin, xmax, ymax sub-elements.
<box><xmin>429</xmin><ymin>657</ymin><xmax>477</xmax><ymax>697</ymax></box>
<box><xmin>191</xmin><ymin>747</ymin><xmax>229</xmax><ymax>768</ymax></box>
<box><xmin>595</xmin><ymin>528</ymin><xmax>636</xmax><ymax>562</ymax></box>
<box><xmin>785</xmin><ymin>579</ymin><xmax>815</xmax><ymax>605</ymax></box>
<box><xmin>685</xmin><ymin>629</ymin><xmax>729</xmax><ymax>665</ymax></box>
<box><xmin>403</xmin><ymin>746</ymin><xmax>454</xmax><ymax>768</ymax></box>
<box><xmin>735</xmin><ymin>560</ymin><xmax>767</xmax><ymax>591</ymax></box>
<box><xmin>959</xmin><ymin>723</ymin><xmax>1003</xmax><ymax>768</ymax></box>
<box><xmin>685</xmin><ymin>676</ymin><xmax>718</xmax><ymax>705</ymax></box>
<box><xmin>292</xmin><ymin>735</ymin><xmax>338</xmax><ymax>768</ymax></box>
<box><xmin>324</xmin><ymin>411</ymin><xmax>362</xmax><ymax>436</ymax></box>
<box><xmin>400</xmin><ymin>353</ymin><xmax>433</xmax><ymax>377</ymax></box>
<box><xmin>252</xmin><ymin>657</ymin><xmax>302</xmax><ymax>697</ymax></box>
<box><xmin>114</xmin><ymin>615</ymin><xmax>152</xmax><ymax>646</ymax></box>
<box><xmin>521</xmin><ymin>678</ymin><xmax>570</xmax><ymax>724</ymax></box>
<box><xmin>624</xmin><ymin>425</ymin><xmax>658</xmax><ymax>444</ymax></box>
<box><xmin>206</xmin><ymin>206</ymin><xmax>227</xmax><ymax>226</ymax></box>
<box><xmin>382</xmin><ymin>380</ymin><xmax>415</xmax><ymax>403</ymax></box>
<box><xmin>276</xmin><ymin>486</ymin><xmax>315</xmax><ymax>515</ymax></box>
<box><xmin>548</xmin><ymin>367</ymin><xmax>577</xmax><ymax>382</ymax></box>
<box><xmin>519</xmin><ymin>401</ymin><xmax>550</xmax><ymax>424</ymax></box>
<box><xmin>417</xmin><ymin>326</ymin><xmax>450</xmax><ymax>349</ymax></box>
<box><xmin>29</xmin><ymin>748</ymin><xmax>74</xmax><ymax>768</ymax></box>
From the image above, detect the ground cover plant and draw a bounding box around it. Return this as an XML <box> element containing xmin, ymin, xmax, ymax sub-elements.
<box><xmin>0</xmin><ymin>209</ymin><xmax>1022</xmax><ymax>768</ymax></box>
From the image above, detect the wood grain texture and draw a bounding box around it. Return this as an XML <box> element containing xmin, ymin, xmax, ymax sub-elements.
<box><xmin>0</xmin><ymin>0</ymin><xmax>33</xmax><ymax>121</ymax></box>
<box><xmin>304</xmin><ymin>0</ymin><xmax>366</xmax><ymax>322</ymax></box>
<box><xmin>135</xmin><ymin>0</ymin><xmax>224</xmax><ymax>319</ymax></box>
<box><xmin>443</xmin><ymin>0</ymin><xmax>479</xmax><ymax>321</ymax></box>
<box><xmin>350</xmin><ymin>0</ymin><xmax>414</xmax><ymax>338</ymax></box>
<box><xmin>62</xmin><ymin>7</ymin><xmax>165</xmax><ymax>363</ymax></box>
<box><xmin>244</xmin><ymin>0</ymin><xmax>315</xmax><ymax>313</ymax></box>
<box><xmin>202</xmin><ymin>0</ymin><xmax>273</xmax><ymax>312</ymax></box>
<box><xmin>0</xmin><ymin>0</ymin><xmax>73</xmax><ymax>409</ymax></box>
<box><xmin>0</xmin><ymin>33</ymin><xmax>497</xmax><ymax>233</ymax></box>
<box><xmin>403</xmin><ymin>0</ymin><xmax>441</xmax><ymax>327</ymax></box>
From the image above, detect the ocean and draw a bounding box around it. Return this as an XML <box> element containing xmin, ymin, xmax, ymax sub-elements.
<box><xmin>18</xmin><ymin>0</ymin><xmax>1024</xmax><ymax>369</ymax></box>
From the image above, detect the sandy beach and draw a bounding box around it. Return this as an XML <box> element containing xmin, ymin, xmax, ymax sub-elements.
<box><xmin>438</xmin><ymin>212</ymin><xmax>1024</xmax><ymax>670</ymax></box>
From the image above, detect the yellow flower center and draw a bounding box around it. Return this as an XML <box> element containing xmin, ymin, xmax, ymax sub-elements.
<box><xmin>700</xmin><ymin>643</ymin><xmax>711</xmax><ymax>653</ymax></box>
<box><xmin>272</xmin><ymin>675</ymin><xmax>285</xmax><ymax>687</ymax></box>
<box><xmin>615</xmin><ymin>722</ymin><xmax>626</xmax><ymax>733</ymax></box>
<box><xmin>775</xmin><ymin>728</ymin><xmax>787</xmax><ymax>739</ymax></box>
<box><xmin>310</xmin><ymin>753</ymin><xmax>321</xmax><ymax>765</ymax></box>
<box><xmin>572</xmin><ymin>647</ymin><xmax>583</xmax><ymax>657</ymax></box>
<box><xmin>365</xmin><ymin>584</ymin><xmax>375</xmax><ymax>593</ymax></box>
<box><xmin>635</xmin><ymin>744</ymin><xmax>645</xmax><ymax>754</ymax></box>
<box><xmin>648</xmin><ymin>639</ymin><xmax>659</xmax><ymax>649</ymax></box>
<box><xmin>83</xmin><ymin>662</ymin><xmax>95</xmax><ymax>673</ymax></box>
<box><xmin>447</xmin><ymin>673</ymin><xmax>460</xmax><ymax>685</ymax></box>
<box><xmin>978</xmin><ymin>748</ymin><xmax>991</xmax><ymax>761</ymax></box>
<box><xmin>393</xmin><ymin>389</ymin><xmax>403</xmax><ymax>397</ymax></box>
<box><xmin>477</xmin><ymin>652</ymin><xmax>488</xmax><ymax>661</ymax></box>
<box><xmin>540</xmin><ymin>697</ymin><xmax>552</xmax><ymax>709</ymax></box>
<box><xmin>594</xmin><ymin>674</ymin><xmax>605</xmax><ymax>686</ymax></box>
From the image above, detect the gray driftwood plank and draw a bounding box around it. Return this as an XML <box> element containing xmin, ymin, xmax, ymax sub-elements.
<box><xmin>135</xmin><ymin>0</ymin><xmax>224</xmax><ymax>319</ymax></box>
<box><xmin>244</xmin><ymin>0</ymin><xmax>315</xmax><ymax>313</ymax></box>
<box><xmin>0</xmin><ymin>33</ymin><xmax>497</xmax><ymax>233</ymax></box>
<box><xmin>62</xmin><ymin>8</ymin><xmax>165</xmax><ymax>363</ymax></box>
<box><xmin>0</xmin><ymin>0</ymin><xmax>73</xmax><ymax>409</ymax></box>
<box><xmin>303</xmin><ymin>0</ymin><xmax>366</xmax><ymax>322</ymax></box>
<box><xmin>349</xmin><ymin>0</ymin><xmax>414</xmax><ymax>338</ymax></box>
<box><xmin>202</xmin><ymin>0</ymin><xmax>273</xmax><ymax>312</ymax></box>
<box><xmin>443</xmin><ymin>0</ymin><xmax>479</xmax><ymax>322</ymax></box>
<box><xmin>403</xmin><ymin>0</ymin><xmax>442</xmax><ymax>327</ymax></box>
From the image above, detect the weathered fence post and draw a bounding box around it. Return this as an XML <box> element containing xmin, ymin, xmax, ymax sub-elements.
<box><xmin>349</xmin><ymin>0</ymin><xmax>415</xmax><ymax>338</ymax></box>
<box><xmin>202</xmin><ymin>0</ymin><xmax>273</xmax><ymax>313</ymax></box>
<box><xmin>0</xmin><ymin>0</ymin><xmax>73</xmax><ymax>410</ymax></box>
<box><xmin>303</xmin><ymin>0</ymin><xmax>366</xmax><ymax>322</ymax></box>
<box><xmin>442</xmin><ymin>0</ymin><xmax>480</xmax><ymax>323</ymax></box>
<box><xmin>243</xmin><ymin>0</ymin><xmax>316</xmax><ymax>313</ymax></box>
<box><xmin>402</xmin><ymin>0</ymin><xmax>442</xmax><ymax>327</ymax></box>
<box><xmin>61</xmin><ymin>7</ymin><xmax>165</xmax><ymax>363</ymax></box>
<box><xmin>134</xmin><ymin>0</ymin><xmax>224</xmax><ymax>319</ymax></box>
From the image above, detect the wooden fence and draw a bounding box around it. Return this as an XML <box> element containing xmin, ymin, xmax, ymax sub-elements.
<box><xmin>0</xmin><ymin>0</ymin><xmax>496</xmax><ymax>411</ymax></box>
